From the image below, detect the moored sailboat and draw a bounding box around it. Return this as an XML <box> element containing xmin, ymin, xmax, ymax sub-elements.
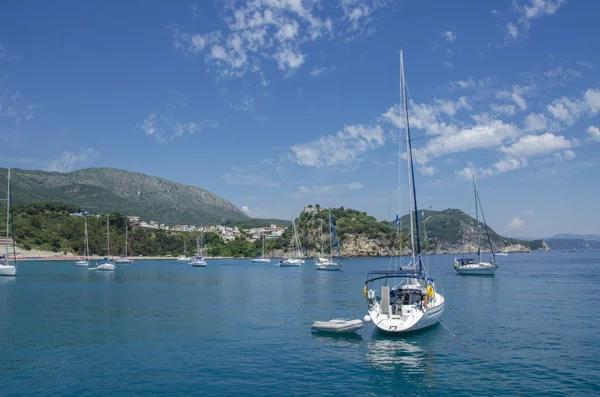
<box><xmin>315</xmin><ymin>209</ymin><xmax>342</xmax><ymax>271</ymax></box>
<box><xmin>454</xmin><ymin>176</ymin><xmax>498</xmax><ymax>275</ymax></box>
<box><xmin>94</xmin><ymin>215</ymin><xmax>115</xmax><ymax>271</ymax></box>
<box><xmin>190</xmin><ymin>229</ymin><xmax>207</xmax><ymax>267</ymax></box>
<box><xmin>363</xmin><ymin>49</ymin><xmax>444</xmax><ymax>333</ymax></box>
<box><xmin>75</xmin><ymin>217</ymin><xmax>90</xmax><ymax>267</ymax></box>
<box><xmin>177</xmin><ymin>240</ymin><xmax>190</xmax><ymax>261</ymax></box>
<box><xmin>251</xmin><ymin>233</ymin><xmax>271</xmax><ymax>263</ymax></box>
<box><xmin>0</xmin><ymin>168</ymin><xmax>16</xmax><ymax>277</ymax></box>
<box><xmin>115</xmin><ymin>225</ymin><xmax>133</xmax><ymax>264</ymax></box>
<box><xmin>279</xmin><ymin>219</ymin><xmax>304</xmax><ymax>267</ymax></box>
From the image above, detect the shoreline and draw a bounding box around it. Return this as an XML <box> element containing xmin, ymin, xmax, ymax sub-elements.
<box><xmin>9</xmin><ymin>251</ymin><xmax>540</xmax><ymax>262</ymax></box>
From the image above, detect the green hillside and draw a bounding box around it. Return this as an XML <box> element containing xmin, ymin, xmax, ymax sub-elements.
<box><xmin>2</xmin><ymin>202</ymin><xmax>272</xmax><ymax>258</ymax></box>
<box><xmin>0</xmin><ymin>167</ymin><xmax>288</xmax><ymax>227</ymax></box>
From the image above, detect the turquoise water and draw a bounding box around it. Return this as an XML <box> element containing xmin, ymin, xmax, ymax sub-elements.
<box><xmin>1</xmin><ymin>252</ymin><xmax>600</xmax><ymax>396</ymax></box>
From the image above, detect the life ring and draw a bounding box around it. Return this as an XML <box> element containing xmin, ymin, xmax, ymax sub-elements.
<box><xmin>363</xmin><ymin>285</ymin><xmax>367</xmax><ymax>297</ymax></box>
<box><xmin>427</xmin><ymin>285</ymin><xmax>434</xmax><ymax>297</ymax></box>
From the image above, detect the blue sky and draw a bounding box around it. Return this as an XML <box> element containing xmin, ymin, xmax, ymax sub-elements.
<box><xmin>1</xmin><ymin>0</ymin><xmax>599</xmax><ymax>238</ymax></box>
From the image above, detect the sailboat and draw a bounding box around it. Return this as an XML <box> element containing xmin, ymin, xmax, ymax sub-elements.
<box><xmin>115</xmin><ymin>226</ymin><xmax>133</xmax><ymax>264</ymax></box>
<box><xmin>75</xmin><ymin>218</ymin><xmax>90</xmax><ymax>267</ymax></box>
<box><xmin>315</xmin><ymin>209</ymin><xmax>343</xmax><ymax>271</ymax></box>
<box><xmin>279</xmin><ymin>218</ymin><xmax>304</xmax><ymax>267</ymax></box>
<box><xmin>251</xmin><ymin>233</ymin><xmax>271</xmax><ymax>263</ymax></box>
<box><xmin>177</xmin><ymin>240</ymin><xmax>190</xmax><ymax>261</ymax></box>
<box><xmin>0</xmin><ymin>168</ymin><xmax>16</xmax><ymax>277</ymax></box>
<box><xmin>190</xmin><ymin>229</ymin><xmax>207</xmax><ymax>267</ymax></box>
<box><xmin>454</xmin><ymin>176</ymin><xmax>498</xmax><ymax>275</ymax></box>
<box><xmin>95</xmin><ymin>215</ymin><xmax>115</xmax><ymax>271</ymax></box>
<box><xmin>363</xmin><ymin>49</ymin><xmax>444</xmax><ymax>333</ymax></box>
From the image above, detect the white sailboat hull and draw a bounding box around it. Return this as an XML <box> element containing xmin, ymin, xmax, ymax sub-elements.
<box><xmin>369</xmin><ymin>292</ymin><xmax>445</xmax><ymax>333</ymax></box>
<box><xmin>115</xmin><ymin>258</ymin><xmax>133</xmax><ymax>264</ymax></box>
<box><xmin>190</xmin><ymin>259</ymin><xmax>207</xmax><ymax>267</ymax></box>
<box><xmin>177</xmin><ymin>257</ymin><xmax>190</xmax><ymax>261</ymax></box>
<box><xmin>278</xmin><ymin>259</ymin><xmax>303</xmax><ymax>267</ymax></box>
<box><xmin>251</xmin><ymin>258</ymin><xmax>271</xmax><ymax>263</ymax></box>
<box><xmin>315</xmin><ymin>261</ymin><xmax>343</xmax><ymax>271</ymax></box>
<box><xmin>74</xmin><ymin>260</ymin><xmax>89</xmax><ymax>267</ymax></box>
<box><xmin>455</xmin><ymin>263</ymin><xmax>496</xmax><ymax>275</ymax></box>
<box><xmin>95</xmin><ymin>263</ymin><xmax>115</xmax><ymax>271</ymax></box>
<box><xmin>0</xmin><ymin>264</ymin><xmax>16</xmax><ymax>276</ymax></box>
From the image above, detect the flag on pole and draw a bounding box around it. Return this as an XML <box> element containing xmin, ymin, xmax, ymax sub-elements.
<box><xmin>395</xmin><ymin>213</ymin><xmax>399</xmax><ymax>226</ymax></box>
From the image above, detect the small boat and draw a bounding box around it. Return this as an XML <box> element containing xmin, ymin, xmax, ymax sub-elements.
<box><xmin>75</xmin><ymin>218</ymin><xmax>90</xmax><ymax>267</ymax></box>
<box><xmin>315</xmin><ymin>210</ymin><xmax>343</xmax><ymax>271</ymax></box>
<box><xmin>115</xmin><ymin>226</ymin><xmax>133</xmax><ymax>264</ymax></box>
<box><xmin>495</xmin><ymin>252</ymin><xmax>508</xmax><ymax>256</ymax></box>
<box><xmin>251</xmin><ymin>234</ymin><xmax>271</xmax><ymax>263</ymax></box>
<box><xmin>93</xmin><ymin>215</ymin><xmax>115</xmax><ymax>271</ymax></box>
<box><xmin>190</xmin><ymin>232</ymin><xmax>207</xmax><ymax>267</ymax></box>
<box><xmin>278</xmin><ymin>219</ymin><xmax>304</xmax><ymax>267</ymax></box>
<box><xmin>454</xmin><ymin>176</ymin><xmax>498</xmax><ymax>276</ymax></box>
<box><xmin>177</xmin><ymin>241</ymin><xmax>191</xmax><ymax>261</ymax></box>
<box><xmin>311</xmin><ymin>318</ymin><xmax>363</xmax><ymax>333</ymax></box>
<box><xmin>0</xmin><ymin>168</ymin><xmax>16</xmax><ymax>277</ymax></box>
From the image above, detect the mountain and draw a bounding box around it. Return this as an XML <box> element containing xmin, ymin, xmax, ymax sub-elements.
<box><xmin>545</xmin><ymin>239</ymin><xmax>600</xmax><ymax>250</ymax></box>
<box><xmin>0</xmin><ymin>167</ymin><xmax>251</xmax><ymax>226</ymax></box>
<box><xmin>547</xmin><ymin>234</ymin><xmax>600</xmax><ymax>241</ymax></box>
<box><xmin>397</xmin><ymin>209</ymin><xmax>547</xmax><ymax>254</ymax></box>
<box><xmin>271</xmin><ymin>206</ymin><xmax>547</xmax><ymax>257</ymax></box>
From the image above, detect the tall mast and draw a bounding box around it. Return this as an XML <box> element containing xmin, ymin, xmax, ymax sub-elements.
<box><xmin>5</xmin><ymin>168</ymin><xmax>10</xmax><ymax>262</ymax></box>
<box><xmin>262</xmin><ymin>233</ymin><xmax>265</xmax><ymax>257</ymax></box>
<box><xmin>84</xmin><ymin>218</ymin><xmax>89</xmax><ymax>259</ymax></box>
<box><xmin>400</xmin><ymin>49</ymin><xmax>423</xmax><ymax>268</ymax></box>
<box><xmin>329</xmin><ymin>209</ymin><xmax>334</xmax><ymax>259</ymax></box>
<box><xmin>474</xmin><ymin>176</ymin><xmax>481</xmax><ymax>262</ymax></box>
<box><xmin>106</xmin><ymin>215</ymin><xmax>110</xmax><ymax>257</ymax></box>
<box><xmin>125</xmin><ymin>226</ymin><xmax>128</xmax><ymax>257</ymax></box>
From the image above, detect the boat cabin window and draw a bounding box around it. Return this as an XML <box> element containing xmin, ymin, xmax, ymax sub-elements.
<box><xmin>399</xmin><ymin>292</ymin><xmax>422</xmax><ymax>305</ymax></box>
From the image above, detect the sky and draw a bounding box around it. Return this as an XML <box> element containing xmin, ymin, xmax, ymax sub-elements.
<box><xmin>1</xmin><ymin>0</ymin><xmax>599</xmax><ymax>238</ymax></box>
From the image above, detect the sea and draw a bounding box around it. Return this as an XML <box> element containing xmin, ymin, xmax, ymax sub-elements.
<box><xmin>1</xmin><ymin>251</ymin><xmax>599</xmax><ymax>396</ymax></box>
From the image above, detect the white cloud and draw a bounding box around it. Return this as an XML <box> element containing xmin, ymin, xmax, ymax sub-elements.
<box><xmin>497</xmin><ymin>85</ymin><xmax>529</xmax><ymax>111</ymax></box>
<box><xmin>173</xmin><ymin>0</ymin><xmax>390</xmax><ymax>79</ymax></box>
<box><xmin>297</xmin><ymin>185</ymin><xmax>311</xmax><ymax>193</ymax></box>
<box><xmin>587</xmin><ymin>126</ymin><xmax>600</xmax><ymax>141</ymax></box>
<box><xmin>309</xmin><ymin>65</ymin><xmax>335</xmax><ymax>77</ymax></box>
<box><xmin>139</xmin><ymin>113</ymin><xmax>164</xmax><ymax>143</ymax></box>
<box><xmin>47</xmin><ymin>148</ymin><xmax>96</xmax><ymax>173</ymax></box>
<box><xmin>348</xmin><ymin>182</ymin><xmax>364</xmax><ymax>190</ymax></box>
<box><xmin>504</xmin><ymin>0</ymin><xmax>567</xmax><ymax>44</ymax></box>
<box><xmin>505</xmin><ymin>216</ymin><xmax>525</xmax><ymax>232</ymax></box>
<box><xmin>506</xmin><ymin>22</ymin><xmax>518</xmax><ymax>41</ymax></box>
<box><xmin>524</xmin><ymin>113</ymin><xmax>548</xmax><ymax>131</ymax></box>
<box><xmin>241</xmin><ymin>205</ymin><xmax>251</xmax><ymax>214</ymax></box>
<box><xmin>523</xmin><ymin>0</ymin><xmax>567</xmax><ymax>19</ymax></box>
<box><xmin>412</xmin><ymin>120</ymin><xmax>519</xmax><ymax>164</ymax></box>
<box><xmin>584</xmin><ymin>88</ymin><xmax>600</xmax><ymax>113</ymax></box>
<box><xmin>490</xmin><ymin>104</ymin><xmax>516</xmax><ymax>116</ymax></box>
<box><xmin>419</xmin><ymin>166</ymin><xmax>437</xmax><ymax>176</ymax></box>
<box><xmin>0</xmin><ymin>87</ymin><xmax>38</xmax><ymax>122</ymax></box>
<box><xmin>441</xmin><ymin>31</ymin><xmax>456</xmax><ymax>43</ymax></box>
<box><xmin>500</xmin><ymin>132</ymin><xmax>575</xmax><ymax>158</ymax></box>
<box><xmin>139</xmin><ymin>95</ymin><xmax>219</xmax><ymax>142</ymax></box>
<box><xmin>289</xmin><ymin>124</ymin><xmax>384</xmax><ymax>167</ymax></box>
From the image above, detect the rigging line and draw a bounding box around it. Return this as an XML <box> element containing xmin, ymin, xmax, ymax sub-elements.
<box><xmin>438</xmin><ymin>319</ymin><xmax>523</xmax><ymax>397</ymax></box>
